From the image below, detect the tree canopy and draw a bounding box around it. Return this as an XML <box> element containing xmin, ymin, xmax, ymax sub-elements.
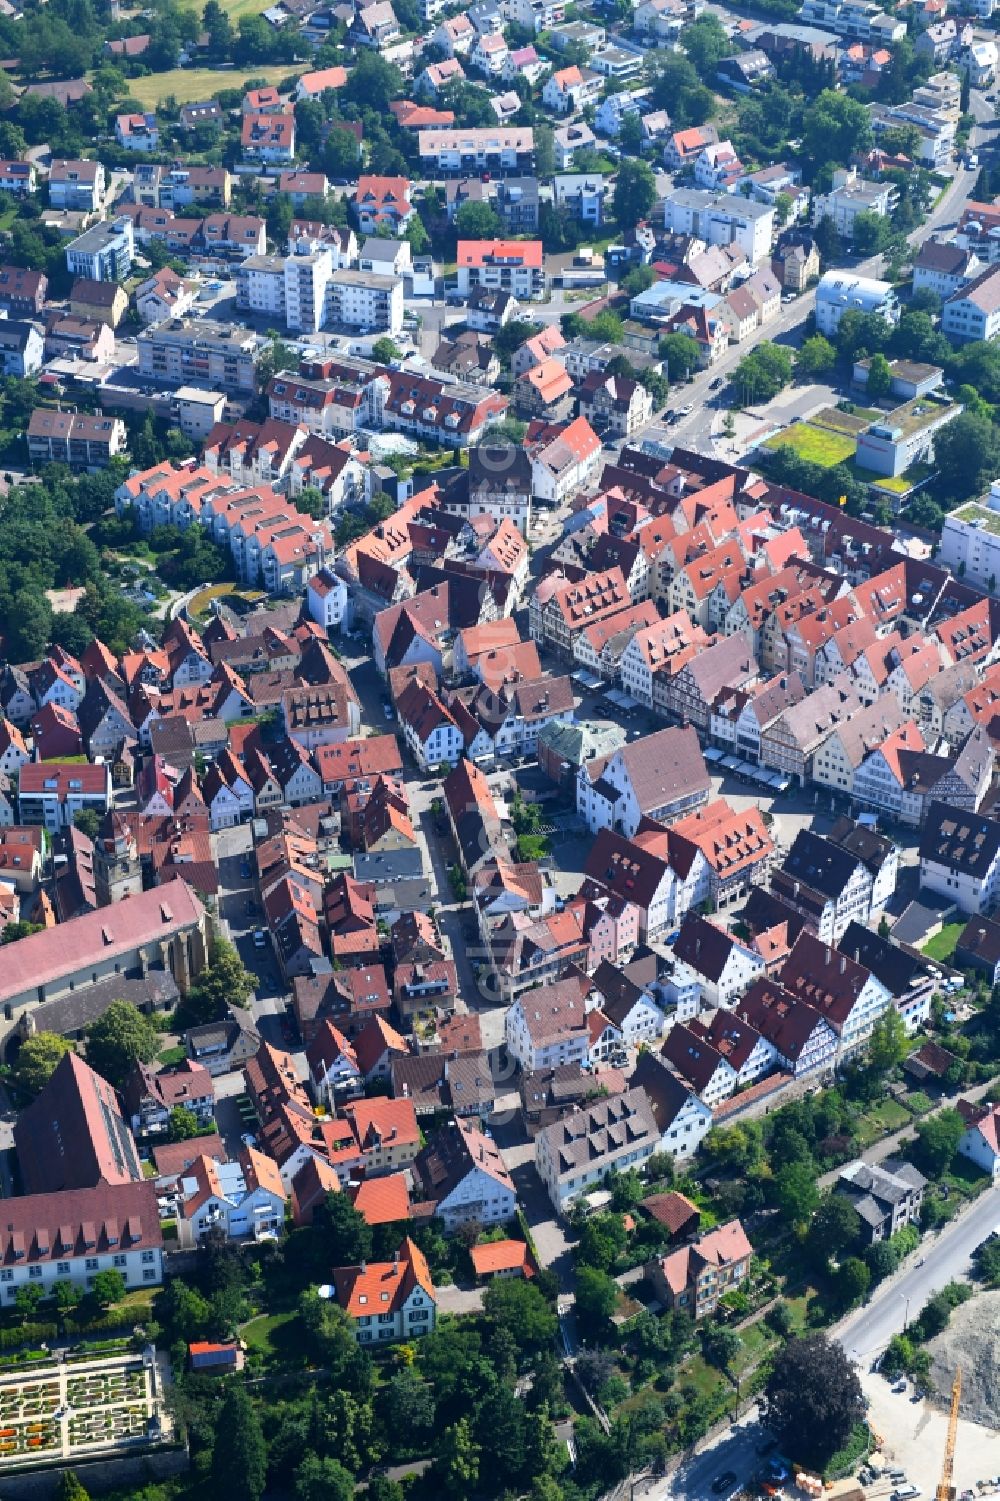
<box><xmin>84</xmin><ymin>1000</ymin><xmax>160</xmax><ymax>1088</ymax></box>
<box><xmin>14</xmin><ymin>1033</ymin><xmax>74</xmax><ymax>1098</ymax></box>
<box><xmin>762</xmin><ymin>1334</ymin><xmax>865</xmax><ymax>1467</ymax></box>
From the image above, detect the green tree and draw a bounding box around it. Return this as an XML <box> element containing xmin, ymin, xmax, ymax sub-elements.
<box><xmin>701</xmin><ymin>1324</ymin><xmax>741</xmax><ymax>1371</ymax></box>
<box><xmin>7</xmin><ymin>588</ymin><xmax>52</xmax><ymax>663</ymax></box>
<box><xmin>384</xmin><ymin>1367</ymin><xmax>434</xmax><ymax>1444</ymax></box>
<box><xmin>773</xmin><ymin>1159</ymin><xmax>820</xmax><ymax>1226</ymax></box>
<box><xmin>868</xmin><ymin>1006</ymin><xmax>908</xmax><ymax>1073</ymax></box>
<box><xmin>612</xmin><ymin>159</ymin><xmax>657</xmax><ymax>229</ymax></box>
<box><xmin>0</xmin><ymin>921</ymin><xmax>43</xmax><ymax>946</ymax></box>
<box><xmin>735</xmin><ymin>342</ymin><xmax>794</xmax><ymax>404</ymax></box>
<box><xmin>807</xmin><ymin>1194</ymin><xmax>862</xmax><ymax>1265</ymax></box>
<box><xmin>483</xmin><ymin>1276</ymin><xmax>558</xmax><ymax>1355</ymax></box>
<box><xmin>294</xmin><ymin>1454</ymin><xmax>354</xmax><ymax>1501</ymax></box>
<box><xmin>323</xmin><ymin>125</ymin><xmax>361</xmax><ymax>179</ymax></box>
<box><xmin>213</xmin><ymin>1386</ymin><xmax>267</xmax><ymax>1501</ymax></box>
<box><xmin>91</xmin><ymin>1269</ymin><xmax>125</xmax><ymax>1307</ymax></box>
<box><xmin>577</xmin><ymin>1213</ymin><xmax>627</xmax><ymax>1271</ymax></box>
<box><xmin>168</xmin><ymin>1106</ymin><xmax>202</xmax><ymax>1142</ymax></box>
<box><xmin>371</xmin><ymin>337</ymin><xmax>400</xmax><ymax>364</ymax></box>
<box><xmin>72</xmin><ymin>808</ymin><xmax>102</xmax><ymax>841</ymax></box>
<box><xmin>865</xmin><ymin>352</ymin><xmax>894</xmax><ymax>401</ymax></box>
<box><xmin>160</xmin><ymin>1279</ymin><xmax>211</xmax><ymax>1342</ymax></box>
<box><xmin>765</xmin><ymin>1300</ymin><xmax>793</xmax><ymax>1337</ymax></box>
<box><xmin>933</xmin><ymin>411</ymin><xmax>1000</xmax><ymax>502</ymax></box>
<box><xmin>621</xmin><ymin>265</ymin><xmax>656</xmax><ymax>298</ymax></box>
<box><xmin>681</xmin><ymin>13</ymin><xmax>733</xmax><ymax>76</ymax></box>
<box><xmin>55</xmin><ymin>1471</ymin><xmax>90</xmax><ymax>1501</ymax></box>
<box><xmin>176</xmin><ymin>940</ymin><xmax>255</xmax><ymax>1029</ymax></box>
<box><xmin>836</xmin><ymin>1256</ymin><xmax>870</xmax><ymax>1308</ymax></box>
<box><xmin>589</xmin><ymin>310</ymin><xmax>624</xmax><ymax>343</ymax></box>
<box><xmin>15</xmin><ymin>1032</ymin><xmax>73</xmax><ymax>1098</ymax></box>
<box><xmin>454</xmin><ymin>200</ymin><xmax>503</xmax><ymax>239</ymax></box>
<box><xmin>14</xmin><ymin>1285</ymin><xmax>43</xmax><ymax>1320</ymax></box>
<box><xmin>803</xmin><ymin>90</ymin><xmax>873</xmax><ymax>172</ymax></box>
<box><xmin>314</xmin><ymin>1191</ymin><xmax>373</xmax><ymax>1266</ymax></box>
<box><xmin>84</xmin><ymin>1000</ymin><xmax>159</xmax><ymax>1088</ymax></box>
<box><xmin>575</xmin><ymin>1265</ymin><xmax>618</xmax><ymax>1326</ymax></box>
<box><xmin>659</xmin><ymin>332</ymin><xmax>700</xmax><ymax>381</ymax></box>
<box><xmin>851</xmin><ymin>210</ymin><xmax>890</xmax><ymax>255</ymax></box>
<box><xmin>435</xmin><ymin>1417</ymin><xmax>481</xmax><ymax>1498</ymax></box>
<box><xmin>797</xmin><ymin>334</ymin><xmax>837</xmax><ymax>379</ymax></box>
<box><xmin>762</xmin><ymin>1334</ymin><xmax>864</xmax><ymax>1468</ymax></box>
<box><xmin>914</xmin><ymin>1108</ymin><xmax>964</xmax><ymax>1177</ymax></box>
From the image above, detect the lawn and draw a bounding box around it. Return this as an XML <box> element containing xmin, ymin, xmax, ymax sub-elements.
<box><xmin>763</xmin><ymin>422</ymin><xmax>857</xmax><ymax>468</ymax></box>
<box><xmin>729</xmin><ymin>1321</ymin><xmax>775</xmax><ymax>1379</ymax></box>
<box><xmin>921</xmin><ymin>922</ymin><xmax>965</xmax><ymax>962</ymax></box>
<box><xmin>241</xmin><ymin>1311</ymin><xmax>301</xmax><ymax>1364</ymax></box>
<box><xmin>126</xmin><ymin>63</ymin><xmax>290</xmax><ymax>108</ymax></box>
<box><xmin>905</xmin><ymin>1090</ymin><xmax>935</xmax><ymax>1116</ymax></box>
<box><xmin>855</xmin><ymin>1097</ymin><xmax>912</xmax><ymax>1147</ymax></box>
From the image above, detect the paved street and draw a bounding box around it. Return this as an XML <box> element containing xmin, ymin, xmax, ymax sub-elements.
<box><xmin>837</xmin><ymin>1188</ymin><xmax>1000</xmax><ymax>1364</ymax></box>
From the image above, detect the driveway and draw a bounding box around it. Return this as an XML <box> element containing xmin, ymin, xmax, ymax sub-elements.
<box><xmin>436</xmin><ymin>1284</ymin><xmax>486</xmax><ymax>1315</ymax></box>
<box><xmin>496</xmin><ymin>1120</ymin><xmax>575</xmax><ymax>1292</ymax></box>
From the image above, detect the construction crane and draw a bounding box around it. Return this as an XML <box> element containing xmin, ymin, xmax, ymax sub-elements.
<box><xmin>936</xmin><ymin>1368</ymin><xmax>962</xmax><ymax>1501</ymax></box>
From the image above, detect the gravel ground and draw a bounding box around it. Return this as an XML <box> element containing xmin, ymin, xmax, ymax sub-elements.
<box><xmin>929</xmin><ymin>1290</ymin><xmax>1000</xmax><ymax>1429</ymax></box>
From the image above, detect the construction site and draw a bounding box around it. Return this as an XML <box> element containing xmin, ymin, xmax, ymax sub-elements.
<box><xmin>858</xmin><ymin>1364</ymin><xmax>1000</xmax><ymax>1498</ymax></box>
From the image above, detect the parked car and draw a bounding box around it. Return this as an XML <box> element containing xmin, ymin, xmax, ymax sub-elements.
<box><xmin>252</xmin><ymin>928</ymin><xmax>267</xmax><ymax>949</ymax></box>
<box><xmin>712</xmin><ymin>1475</ymin><xmax>737</xmax><ymax>1496</ymax></box>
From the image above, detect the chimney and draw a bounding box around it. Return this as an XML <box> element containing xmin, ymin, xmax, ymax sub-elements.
<box><xmin>393</xmin><ymin>1250</ymin><xmax>400</xmax><ymax>1274</ymax></box>
<box><xmin>840</xmin><ymin>956</ymin><xmax>846</xmax><ymax>974</ymax></box>
<box><xmin>360</xmin><ymin>1259</ymin><xmax>367</xmax><ymax>1274</ymax></box>
<box><xmin>825</xmin><ymin>947</ymin><xmax>832</xmax><ymax>965</ymax></box>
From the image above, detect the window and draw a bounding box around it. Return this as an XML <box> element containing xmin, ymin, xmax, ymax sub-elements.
<box><xmin>0</xmin><ymin>1270</ymin><xmax>12</xmax><ymax>1283</ymax></box>
<box><xmin>113</xmin><ymin>1254</ymin><xmax>127</xmax><ymax>1268</ymax></box>
<box><xmin>141</xmin><ymin>1250</ymin><xmax>155</xmax><ymax>1264</ymax></box>
<box><xmin>143</xmin><ymin>1269</ymin><xmax>158</xmax><ymax>1282</ymax></box>
<box><xmin>85</xmin><ymin>1257</ymin><xmax>99</xmax><ymax>1271</ymax></box>
<box><xmin>28</xmin><ymin>1266</ymin><xmax>42</xmax><ymax>1279</ymax></box>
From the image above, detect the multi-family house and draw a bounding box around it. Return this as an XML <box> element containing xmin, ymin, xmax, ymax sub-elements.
<box><xmin>919</xmin><ymin>800</ymin><xmax>1000</xmax><ymax>914</ymax></box>
<box><xmin>779</xmin><ymin>931</ymin><xmax>892</xmax><ymax>1059</ymax></box>
<box><xmin>771</xmin><ymin>827</ymin><xmax>877</xmax><ymax>944</ymax></box>
<box><xmin>413</xmin><ymin>1118</ymin><xmax>516</xmax><ymax>1231</ymax></box>
<box><xmin>333</xmin><ymin>1238</ymin><xmax>436</xmax><ymax>1344</ymax></box>
<box><xmin>661</xmin><ymin>1022</ymin><xmax>738</xmax><ymax>1106</ymax></box>
<box><xmin>646</xmin><ymin>1220</ymin><xmax>753</xmax><ymax>1319</ymax></box>
<box><xmin>958</xmin><ymin>1098</ymin><xmax>1000</xmax><ymax>1182</ymax></box>
<box><xmin>577</xmin><ymin>725</ymin><xmax>710</xmax><ymax>837</ymax></box>
<box><xmin>176</xmin><ymin>1149</ymin><xmax>286</xmax><ymax>1247</ymax></box>
<box><xmin>535</xmin><ymin>1087</ymin><xmax>659</xmax><ymax>1211</ymax></box>
<box><xmin>736</xmin><ymin>977</ymin><xmax>838</xmax><ymax>1077</ymax></box>
<box><xmin>671</xmin><ymin>913</ymin><xmax>766</xmax><ymax>1010</ymax></box>
<box><xmin>835</xmin><ymin>1157</ymin><xmax>926</xmax><ymax>1243</ymax></box>
<box><xmin>505</xmin><ymin>974</ymin><xmax>589</xmax><ymax>1070</ymax></box>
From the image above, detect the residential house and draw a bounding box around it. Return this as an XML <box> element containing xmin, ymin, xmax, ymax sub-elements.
<box><xmin>834</xmin><ymin>1157</ymin><xmax>927</xmax><ymax>1242</ymax></box>
<box><xmin>413</xmin><ymin>1118</ymin><xmax>517</xmax><ymax>1231</ymax></box>
<box><xmin>535</xmin><ymin>1087</ymin><xmax>660</xmax><ymax>1211</ymax></box>
<box><xmin>333</xmin><ymin>1237</ymin><xmax>436</xmax><ymax>1344</ymax></box>
<box><xmin>646</xmin><ymin>1219</ymin><xmax>753</xmax><ymax>1318</ymax></box>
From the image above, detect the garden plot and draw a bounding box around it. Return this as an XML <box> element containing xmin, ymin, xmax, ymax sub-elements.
<box><xmin>0</xmin><ymin>1349</ymin><xmax>172</xmax><ymax>1470</ymax></box>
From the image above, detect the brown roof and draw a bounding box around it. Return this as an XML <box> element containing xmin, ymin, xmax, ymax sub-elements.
<box><xmin>0</xmin><ymin>1182</ymin><xmax>161</xmax><ymax>1269</ymax></box>
<box><xmin>640</xmin><ymin>1190</ymin><xmax>700</xmax><ymax>1234</ymax></box>
<box><xmin>15</xmin><ymin>1052</ymin><xmax>143</xmax><ymax>1195</ymax></box>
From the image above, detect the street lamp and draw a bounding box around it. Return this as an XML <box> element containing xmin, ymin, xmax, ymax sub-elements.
<box><xmin>899</xmin><ymin>1293</ymin><xmax>910</xmax><ymax>1331</ymax></box>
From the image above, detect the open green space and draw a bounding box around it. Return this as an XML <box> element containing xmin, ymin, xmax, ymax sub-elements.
<box><xmin>126</xmin><ymin>63</ymin><xmax>289</xmax><ymax>108</ymax></box>
<box><xmin>854</xmin><ymin>1097</ymin><xmax>912</xmax><ymax>1147</ymax></box>
<box><xmin>763</xmin><ymin>422</ymin><xmax>857</xmax><ymax>468</ymax></box>
<box><xmin>920</xmin><ymin>922</ymin><xmax>965</xmax><ymax>962</ymax></box>
<box><xmin>241</xmin><ymin>1311</ymin><xmax>300</xmax><ymax>1365</ymax></box>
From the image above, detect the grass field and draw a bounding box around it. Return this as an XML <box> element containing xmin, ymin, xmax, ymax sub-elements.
<box><xmin>921</xmin><ymin>922</ymin><xmax>965</xmax><ymax>962</ymax></box>
<box><xmin>763</xmin><ymin>422</ymin><xmax>857</xmax><ymax>468</ymax></box>
<box><xmin>126</xmin><ymin>63</ymin><xmax>290</xmax><ymax>107</ymax></box>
